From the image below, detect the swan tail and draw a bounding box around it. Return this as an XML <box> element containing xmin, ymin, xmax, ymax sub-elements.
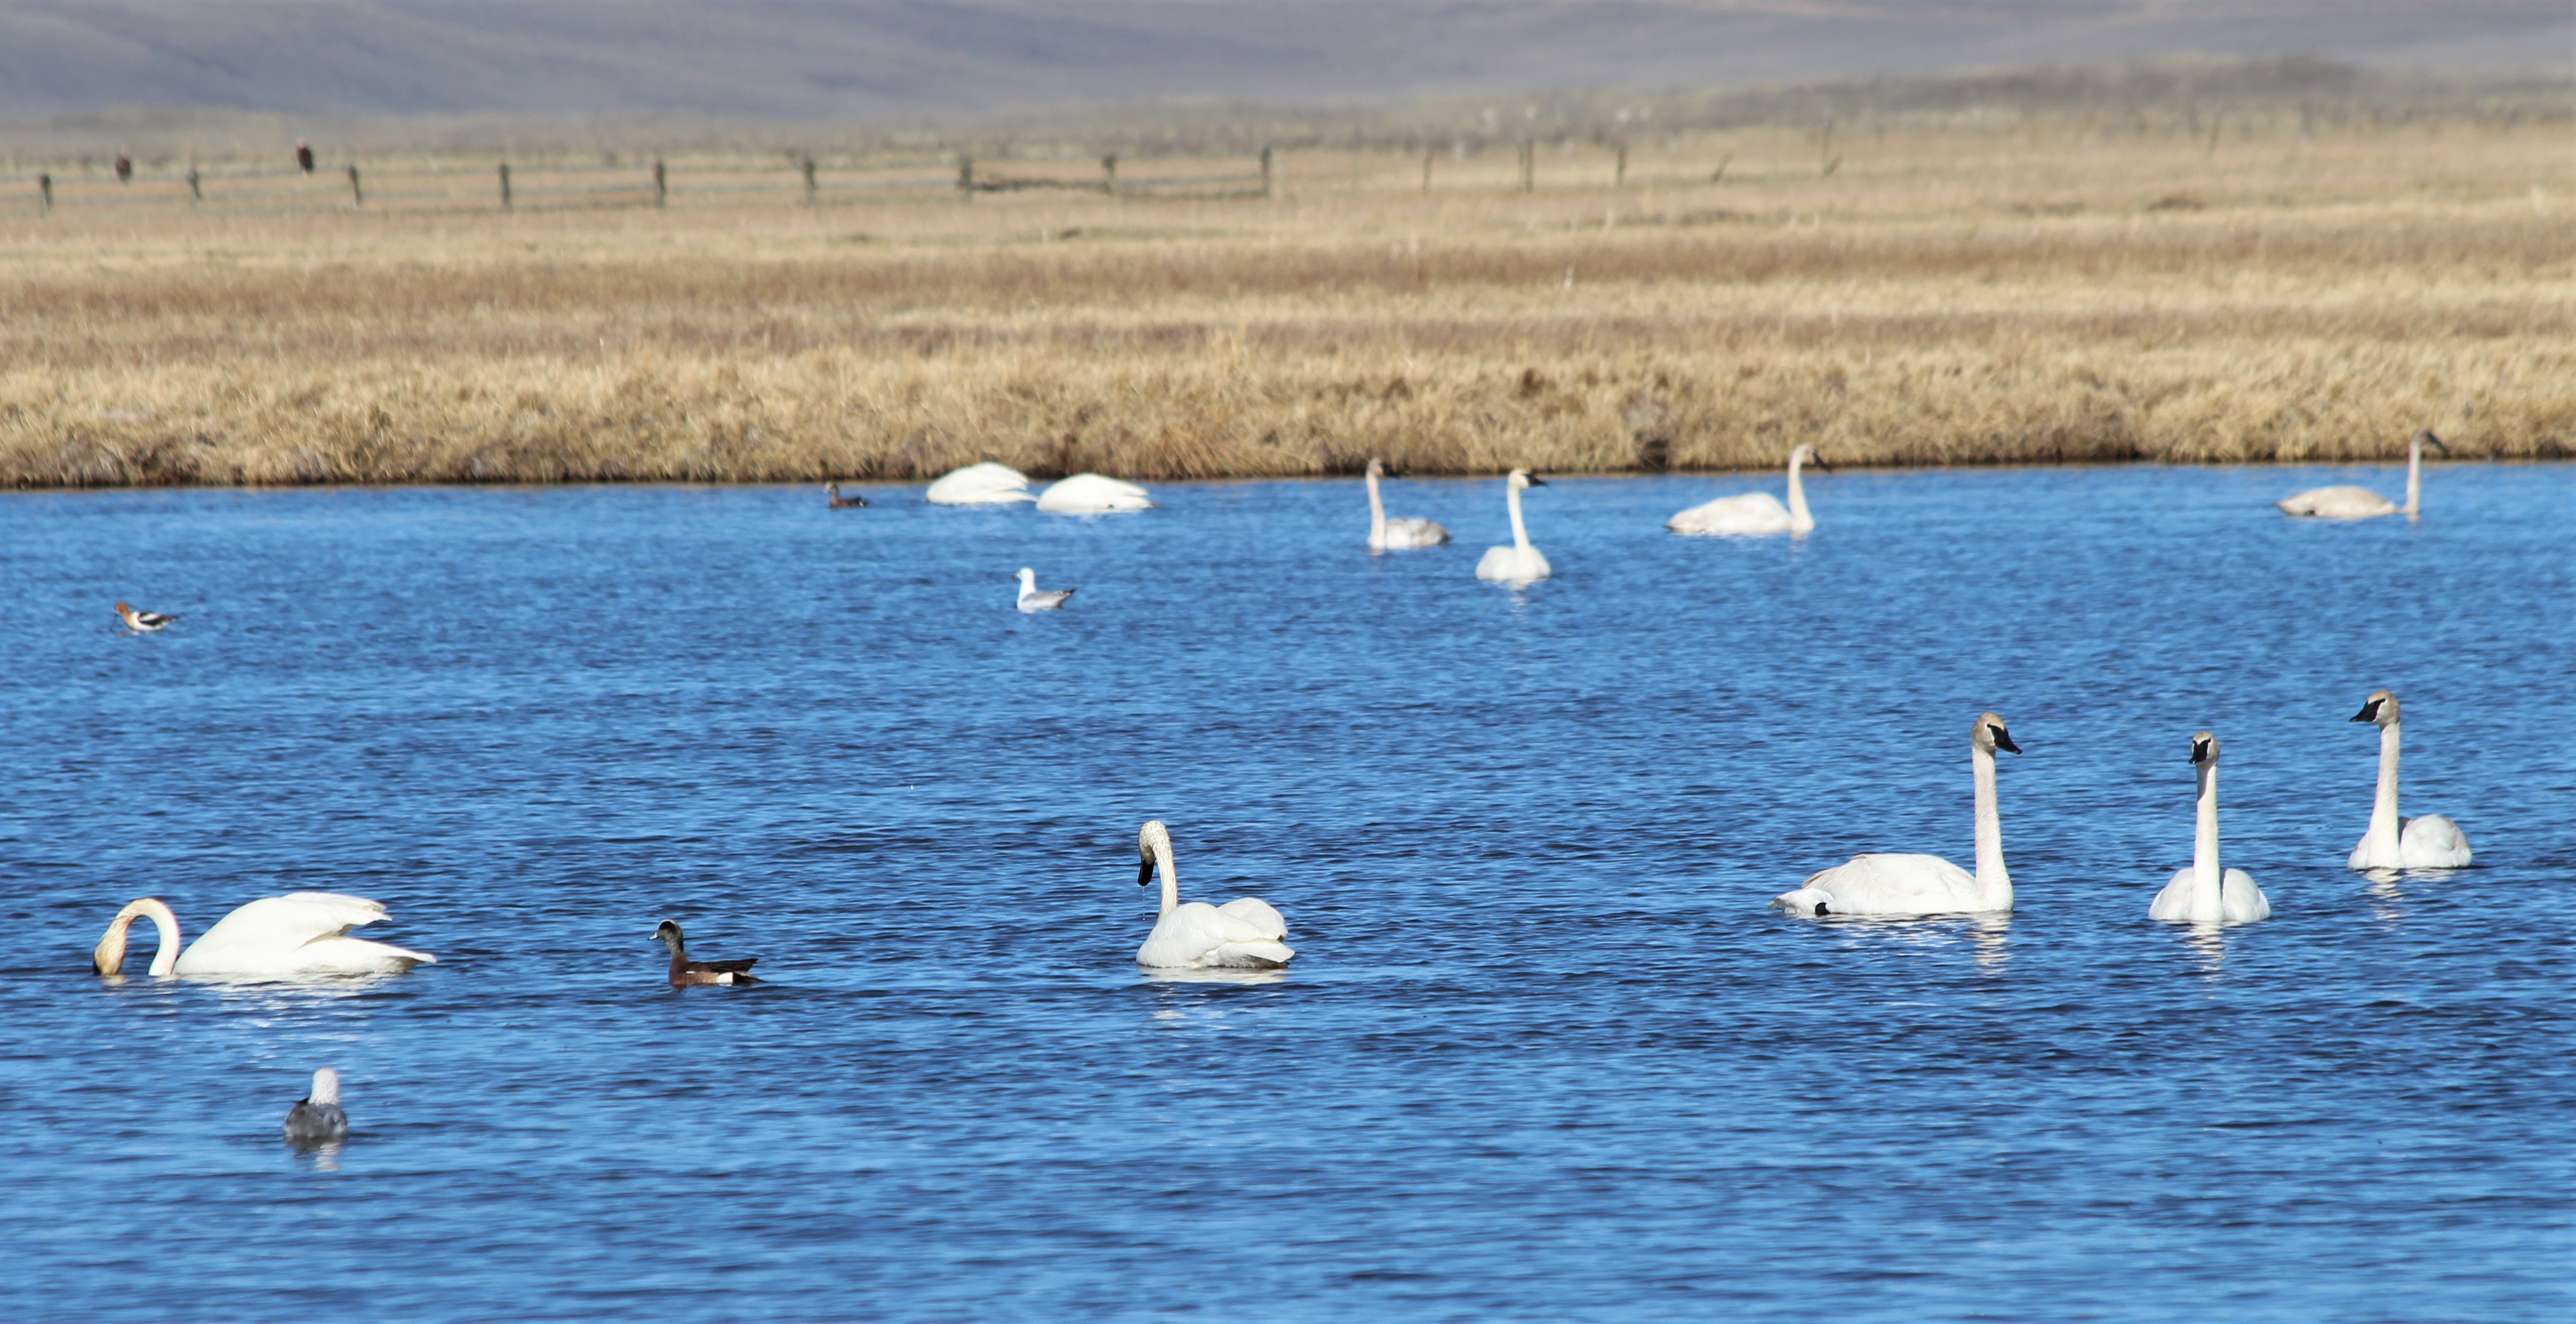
<box><xmin>2223</xmin><ymin>870</ymin><xmax>2272</xmax><ymax>922</ymax></box>
<box><xmin>1209</xmin><ymin>940</ymin><xmax>1294</xmax><ymax>968</ymax></box>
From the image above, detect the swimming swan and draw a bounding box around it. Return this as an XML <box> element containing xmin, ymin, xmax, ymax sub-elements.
<box><xmin>1016</xmin><ymin>567</ymin><xmax>1076</xmax><ymax>612</ymax></box>
<box><xmin>1666</xmin><ymin>445</ymin><xmax>1829</xmax><ymax>536</ymax></box>
<box><xmin>91</xmin><ymin>893</ymin><xmax>435</xmax><ymax>978</ymax></box>
<box><xmin>926</xmin><ymin>462</ymin><xmax>1036</xmax><ymax>505</ymax></box>
<box><xmin>2148</xmin><ymin>731</ymin><xmax>2272</xmax><ymax>923</ymax></box>
<box><xmin>283</xmin><ymin>1068</ymin><xmax>351</xmax><ymax>1146</ymax></box>
<box><xmin>2277</xmin><ymin>429</ymin><xmax>2446</xmax><ymax>520</ymax></box>
<box><xmin>1133</xmin><ymin>820</ymin><xmax>1295</xmax><ymax>968</ymax></box>
<box><xmin>1474</xmin><ymin>470</ymin><xmax>1551</xmax><ymax>582</ymax></box>
<box><xmin>1037</xmin><ymin>473</ymin><xmax>1155</xmax><ymax>514</ymax></box>
<box><xmin>2345</xmin><ymin>689</ymin><xmax>2472</xmax><ymax>869</ymax></box>
<box><xmin>1366</xmin><ymin>458</ymin><xmax>1451</xmax><ymax>551</ymax></box>
<box><xmin>1775</xmin><ymin>713</ymin><xmax>2021</xmax><ymax>917</ymax></box>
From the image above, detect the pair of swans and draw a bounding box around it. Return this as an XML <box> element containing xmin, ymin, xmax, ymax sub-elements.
<box><xmin>924</xmin><ymin>462</ymin><xmax>1154</xmax><ymax>513</ymax></box>
<box><xmin>1667</xmin><ymin>445</ymin><xmax>1827</xmax><ymax>536</ymax></box>
<box><xmin>1133</xmin><ymin>820</ymin><xmax>1293</xmax><ymax>968</ymax></box>
<box><xmin>2277</xmin><ymin>429</ymin><xmax>2445</xmax><ymax>520</ymax></box>
<box><xmin>93</xmin><ymin>892</ymin><xmax>434</xmax><ymax>977</ymax></box>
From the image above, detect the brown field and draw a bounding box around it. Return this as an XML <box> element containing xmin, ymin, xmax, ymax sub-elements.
<box><xmin>4</xmin><ymin>112</ymin><xmax>2573</xmax><ymax>487</ymax></box>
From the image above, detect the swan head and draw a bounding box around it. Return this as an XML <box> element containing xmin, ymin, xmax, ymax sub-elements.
<box><xmin>2413</xmin><ymin>428</ymin><xmax>2448</xmax><ymax>455</ymax></box>
<box><xmin>1791</xmin><ymin>444</ymin><xmax>1832</xmax><ymax>472</ymax></box>
<box><xmin>1137</xmin><ymin>819</ymin><xmax>1173</xmax><ymax>885</ymax></box>
<box><xmin>1366</xmin><ymin>457</ymin><xmax>1386</xmax><ymax>478</ymax></box>
<box><xmin>653</xmin><ymin>919</ymin><xmax>684</xmax><ymax>951</ymax></box>
<box><xmin>2351</xmin><ymin>688</ymin><xmax>2401</xmax><ymax>727</ymax></box>
<box><xmin>93</xmin><ymin>897</ymin><xmax>175</xmax><ymax>975</ymax></box>
<box><xmin>1972</xmin><ymin>712</ymin><xmax>2020</xmax><ymax>755</ymax></box>
<box><xmin>2190</xmin><ymin>730</ymin><xmax>2218</xmax><ymax>766</ymax></box>
<box><xmin>1506</xmin><ymin>468</ymin><xmax>1545</xmax><ymax>490</ymax></box>
<box><xmin>308</xmin><ymin>1068</ymin><xmax>341</xmax><ymax>1107</ymax></box>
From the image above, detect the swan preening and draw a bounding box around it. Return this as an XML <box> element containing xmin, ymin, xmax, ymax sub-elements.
<box><xmin>2148</xmin><ymin>732</ymin><xmax>2272</xmax><ymax>923</ymax></box>
<box><xmin>1016</xmin><ymin>568</ymin><xmax>1075</xmax><ymax>612</ymax></box>
<box><xmin>2346</xmin><ymin>689</ymin><xmax>2473</xmax><ymax>869</ymax></box>
<box><xmin>115</xmin><ymin>601</ymin><xmax>177</xmax><ymax>632</ymax></box>
<box><xmin>1133</xmin><ymin>820</ymin><xmax>1294</xmax><ymax>968</ymax></box>
<box><xmin>284</xmin><ymin>1068</ymin><xmax>350</xmax><ymax>1146</ymax></box>
<box><xmin>2277</xmin><ymin>429</ymin><xmax>2446</xmax><ymax>520</ymax></box>
<box><xmin>1666</xmin><ymin>445</ymin><xmax>1829</xmax><ymax>536</ymax></box>
<box><xmin>1474</xmin><ymin>470</ymin><xmax>1551</xmax><ymax>582</ymax></box>
<box><xmin>1365</xmin><ymin>458</ymin><xmax>1451</xmax><ymax>551</ymax></box>
<box><xmin>1775</xmin><ymin>713</ymin><xmax>2020</xmax><ymax>917</ymax></box>
<box><xmin>655</xmin><ymin>920</ymin><xmax>760</xmax><ymax>985</ymax></box>
<box><xmin>1037</xmin><ymin>473</ymin><xmax>1155</xmax><ymax>514</ymax></box>
<box><xmin>926</xmin><ymin>462</ymin><xmax>1036</xmax><ymax>505</ymax></box>
<box><xmin>92</xmin><ymin>893</ymin><xmax>435</xmax><ymax>978</ymax></box>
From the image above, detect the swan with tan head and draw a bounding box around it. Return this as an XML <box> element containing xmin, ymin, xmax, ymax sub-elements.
<box><xmin>2277</xmin><ymin>429</ymin><xmax>2446</xmax><ymax>520</ymax></box>
<box><xmin>1667</xmin><ymin>445</ymin><xmax>1829</xmax><ymax>536</ymax></box>
<box><xmin>2345</xmin><ymin>689</ymin><xmax>2472</xmax><ymax>869</ymax></box>
<box><xmin>1365</xmin><ymin>458</ymin><xmax>1451</xmax><ymax>551</ymax></box>
<box><xmin>1132</xmin><ymin>820</ymin><xmax>1294</xmax><ymax>969</ymax></box>
<box><xmin>1474</xmin><ymin>470</ymin><xmax>1551</xmax><ymax>582</ymax></box>
<box><xmin>1775</xmin><ymin>712</ymin><xmax>2021</xmax><ymax>917</ymax></box>
<box><xmin>2148</xmin><ymin>731</ymin><xmax>2271</xmax><ymax>923</ymax></box>
<box><xmin>92</xmin><ymin>892</ymin><xmax>435</xmax><ymax>978</ymax></box>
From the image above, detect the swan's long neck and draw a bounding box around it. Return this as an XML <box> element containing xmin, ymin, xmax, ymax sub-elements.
<box><xmin>2191</xmin><ymin>762</ymin><xmax>2223</xmax><ymax>920</ymax></box>
<box><xmin>1366</xmin><ymin>468</ymin><xmax>1387</xmax><ymax>542</ymax></box>
<box><xmin>1785</xmin><ymin>452</ymin><xmax>1813</xmax><ymax>533</ymax></box>
<box><xmin>1506</xmin><ymin>482</ymin><xmax>1532</xmax><ymax>551</ymax></box>
<box><xmin>2366</xmin><ymin>722</ymin><xmax>2403</xmax><ymax>857</ymax></box>
<box><xmin>96</xmin><ymin>899</ymin><xmax>181</xmax><ymax>977</ymax></box>
<box><xmin>2402</xmin><ymin>432</ymin><xmax>2422</xmax><ymax>517</ymax></box>
<box><xmin>1972</xmin><ymin>746</ymin><xmax>2010</xmax><ymax>907</ymax></box>
<box><xmin>1151</xmin><ymin>839</ymin><xmax>1179</xmax><ymax>917</ymax></box>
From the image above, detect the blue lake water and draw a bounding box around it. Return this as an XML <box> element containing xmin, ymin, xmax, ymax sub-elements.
<box><xmin>3</xmin><ymin>465</ymin><xmax>2571</xmax><ymax>1321</ymax></box>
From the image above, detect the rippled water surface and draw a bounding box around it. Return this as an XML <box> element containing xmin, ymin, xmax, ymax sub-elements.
<box><xmin>5</xmin><ymin>465</ymin><xmax>2572</xmax><ymax>1321</ymax></box>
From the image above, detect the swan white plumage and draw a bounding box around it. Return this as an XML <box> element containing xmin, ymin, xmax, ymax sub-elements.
<box><xmin>2277</xmin><ymin>429</ymin><xmax>2446</xmax><ymax>520</ymax></box>
<box><xmin>1015</xmin><ymin>567</ymin><xmax>1075</xmax><ymax>612</ymax></box>
<box><xmin>1365</xmin><ymin>458</ymin><xmax>1450</xmax><ymax>551</ymax></box>
<box><xmin>925</xmin><ymin>461</ymin><xmax>1035</xmax><ymax>505</ymax></box>
<box><xmin>1775</xmin><ymin>713</ymin><xmax>2021</xmax><ymax>917</ymax></box>
<box><xmin>1037</xmin><ymin>473</ymin><xmax>1154</xmax><ymax>514</ymax></box>
<box><xmin>92</xmin><ymin>892</ymin><xmax>435</xmax><ymax>978</ymax></box>
<box><xmin>1666</xmin><ymin>444</ymin><xmax>1829</xmax><ymax>536</ymax></box>
<box><xmin>1473</xmin><ymin>469</ymin><xmax>1551</xmax><ymax>582</ymax></box>
<box><xmin>1133</xmin><ymin>820</ymin><xmax>1294</xmax><ymax>969</ymax></box>
<box><xmin>2148</xmin><ymin>731</ymin><xmax>2272</xmax><ymax>923</ymax></box>
<box><xmin>2345</xmin><ymin>688</ymin><xmax>2472</xmax><ymax>869</ymax></box>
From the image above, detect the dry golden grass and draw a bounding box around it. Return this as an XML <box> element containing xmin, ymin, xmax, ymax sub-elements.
<box><xmin>4</xmin><ymin>117</ymin><xmax>2573</xmax><ymax>486</ymax></box>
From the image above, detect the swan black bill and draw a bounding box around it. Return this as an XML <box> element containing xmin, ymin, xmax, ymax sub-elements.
<box><xmin>2192</xmin><ymin>737</ymin><xmax>2214</xmax><ymax>764</ymax></box>
<box><xmin>2350</xmin><ymin>701</ymin><xmax>2381</xmax><ymax>722</ymax></box>
<box><xmin>1137</xmin><ymin>858</ymin><xmax>1155</xmax><ymax>886</ymax></box>
<box><xmin>1524</xmin><ymin>475</ymin><xmax>1547</xmax><ymax>486</ymax></box>
<box><xmin>1991</xmin><ymin>726</ymin><xmax>2021</xmax><ymax>753</ymax></box>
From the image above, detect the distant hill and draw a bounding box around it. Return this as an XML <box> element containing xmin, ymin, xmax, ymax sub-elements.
<box><xmin>1</xmin><ymin>0</ymin><xmax>2567</xmax><ymax>122</ymax></box>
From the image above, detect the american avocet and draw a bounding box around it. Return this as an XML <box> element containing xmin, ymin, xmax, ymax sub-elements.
<box><xmin>1016</xmin><ymin>568</ymin><xmax>1075</xmax><ymax>612</ymax></box>
<box><xmin>654</xmin><ymin>920</ymin><xmax>759</xmax><ymax>985</ymax></box>
<box><xmin>113</xmin><ymin>601</ymin><xmax>177</xmax><ymax>632</ymax></box>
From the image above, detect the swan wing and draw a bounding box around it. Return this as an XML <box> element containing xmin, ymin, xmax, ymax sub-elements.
<box><xmin>1667</xmin><ymin>492</ymin><xmax>1791</xmax><ymax>535</ymax></box>
<box><xmin>1792</xmin><ymin>853</ymin><xmax>1985</xmax><ymax>916</ymax></box>
<box><xmin>2222</xmin><ymin>870</ymin><xmax>2271</xmax><ymax>922</ymax></box>
<box><xmin>1036</xmin><ymin>473</ymin><xmax>1154</xmax><ymax>512</ymax></box>
<box><xmin>2399</xmin><ymin>815</ymin><xmax>2473</xmax><ymax>867</ymax></box>
<box><xmin>2276</xmin><ymin>485</ymin><xmax>2395</xmax><ymax>519</ymax></box>
<box><xmin>2146</xmin><ymin>868</ymin><xmax>2198</xmax><ymax>921</ymax></box>
<box><xmin>1216</xmin><ymin>896</ymin><xmax>1288</xmax><ymax>940</ymax></box>
<box><xmin>1139</xmin><ymin>902</ymin><xmax>1296</xmax><ymax>968</ymax></box>
<box><xmin>925</xmin><ymin>462</ymin><xmax>1035</xmax><ymax>504</ymax></box>
<box><xmin>1381</xmin><ymin>517</ymin><xmax>1450</xmax><ymax>548</ymax></box>
<box><xmin>177</xmin><ymin>893</ymin><xmax>433</xmax><ymax>974</ymax></box>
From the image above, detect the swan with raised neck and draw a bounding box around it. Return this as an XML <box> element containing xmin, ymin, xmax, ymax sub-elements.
<box><xmin>2347</xmin><ymin>688</ymin><xmax>2473</xmax><ymax>869</ymax></box>
<box><xmin>2148</xmin><ymin>731</ymin><xmax>2271</xmax><ymax>923</ymax></box>
<box><xmin>1774</xmin><ymin>712</ymin><xmax>2021</xmax><ymax>917</ymax></box>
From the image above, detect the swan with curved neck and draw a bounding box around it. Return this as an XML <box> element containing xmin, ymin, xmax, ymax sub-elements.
<box><xmin>1775</xmin><ymin>712</ymin><xmax>2020</xmax><ymax>917</ymax></box>
<box><xmin>2148</xmin><ymin>731</ymin><xmax>2271</xmax><ymax>923</ymax></box>
<box><xmin>1473</xmin><ymin>470</ymin><xmax>1551</xmax><ymax>582</ymax></box>
<box><xmin>2346</xmin><ymin>689</ymin><xmax>2472</xmax><ymax>869</ymax></box>
<box><xmin>92</xmin><ymin>892</ymin><xmax>434</xmax><ymax>978</ymax></box>
<box><xmin>2277</xmin><ymin>429</ymin><xmax>2445</xmax><ymax>520</ymax></box>
<box><xmin>1133</xmin><ymin>820</ymin><xmax>1294</xmax><ymax>968</ymax></box>
<box><xmin>1666</xmin><ymin>445</ymin><xmax>1829</xmax><ymax>536</ymax></box>
<box><xmin>1365</xmin><ymin>458</ymin><xmax>1451</xmax><ymax>551</ymax></box>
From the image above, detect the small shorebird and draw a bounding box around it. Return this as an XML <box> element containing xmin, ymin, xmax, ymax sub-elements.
<box><xmin>825</xmin><ymin>482</ymin><xmax>867</xmax><ymax>509</ymax></box>
<box><xmin>1016</xmin><ymin>567</ymin><xmax>1075</xmax><ymax>612</ymax></box>
<box><xmin>654</xmin><ymin>920</ymin><xmax>759</xmax><ymax>986</ymax></box>
<box><xmin>283</xmin><ymin>1068</ymin><xmax>351</xmax><ymax>1146</ymax></box>
<box><xmin>114</xmin><ymin>602</ymin><xmax>178</xmax><ymax>632</ymax></box>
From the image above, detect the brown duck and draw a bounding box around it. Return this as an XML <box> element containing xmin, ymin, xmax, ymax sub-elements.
<box><xmin>654</xmin><ymin>920</ymin><xmax>759</xmax><ymax>986</ymax></box>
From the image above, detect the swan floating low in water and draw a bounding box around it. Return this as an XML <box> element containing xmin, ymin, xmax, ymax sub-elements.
<box><xmin>1133</xmin><ymin>820</ymin><xmax>1295</xmax><ymax>969</ymax></box>
<box><xmin>1016</xmin><ymin>567</ymin><xmax>1075</xmax><ymax>612</ymax></box>
<box><xmin>2345</xmin><ymin>689</ymin><xmax>2472</xmax><ymax>869</ymax></box>
<box><xmin>1037</xmin><ymin>473</ymin><xmax>1155</xmax><ymax>514</ymax></box>
<box><xmin>1667</xmin><ymin>445</ymin><xmax>1829</xmax><ymax>536</ymax></box>
<box><xmin>655</xmin><ymin>920</ymin><xmax>760</xmax><ymax>985</ymax></box>
<box><xmin>284</xmin><ymin>1068</ymin><xmax>351</xmax><ymax>1146</ymax></box>
<box><xmin>824</xmin><ymin>482</ymin><xmax>867</xmax><ymax>509</ymax></box>
<box><xmin>2277</xmin><ymin>429</ymin><xmax>2445</xmax><ymax>520</ymax></box>
<box><xmin>92</xmin><ymin>893</ymin><xmax>435</xmax><ymax>977</ymax></box>
<box><xmin>115</xmin><ymin>602</ymin><xmax>177</xmax><ymax>632</ymax></box>
<box><xmin>1473</xmin><ymin>469</ymin><xmax>1551</xmax><ymax>582</ymax></box>
<box><xmin>1365</xmin><ymin>458</ymin><xmax>1450</xmax><ymax>551</ymax></box>
<box><xmin>1775</xmin><ymin>713</ymin><xmax>2021</xmax><ymax>917</ymax></box>
<box><xmin>926</xmin><ymin>462</ymin><xmax>1036</xmax><ymax>505</ymax></box>
<box><xmin>2148</xmin><ymin>731</ymin><xmax>2272</xmax><ymax>923</ymax></box>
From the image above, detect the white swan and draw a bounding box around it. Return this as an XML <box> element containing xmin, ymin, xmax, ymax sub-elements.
<box><xmin>1037</xmin><ymin>472</ymin><xmax>1154</xmax><ymax>514</ymax></box>
<box><xmin>2346</xmin><ymin>689</ymin><xmax>2472</xmax><ymax>869</ymax></box>
<box><xmin>2277</xmin><ymin>429</ymin><xmax>2446</xmax><ymax>520</ymax></box>
<box><xmin>1775</xmin><ymin>713</ymin><xmax>2020</xmax><ymax>917</ymax></box>
<box><xmin>1473</xmin><ymin>469</ymin><xmax>1551</xmax><ymax>582</ymax></box>
<box><xmin>925</xmin><ymin>461</ymin><xmax>1035</xmax><ymax>505</ymax></box>
<box><xmin>1666</xmin><ymin>444</ymin><xmax>1829</xmax><ymax>536</ymax></box>
<box><xmin>2148</xmin><ymin>731</ymin><xmax>2272</xmax><ymax>923</ymax></box>
<box><xmin>1133</xmin><ymin>820</ymin><xmax>1294</xmax><ymax>969</ymax></box>
<box><xmin>1365</xmin><ymin>458</ymin><xmax>1450</xmax><ymax>551</ymax></box>
<box><xmin>1015</xmin><ymin>567</ymin><xmax>1075</xmax><ymax>612</ymax></box>
<box><xmin>92</xmin><ymin>892</ymin><xmax>435</xmax><ymax>978</ymax></box>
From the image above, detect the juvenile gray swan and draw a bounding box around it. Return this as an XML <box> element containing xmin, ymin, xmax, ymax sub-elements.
<box><xmin>654</xmin><ymin>920</ymin><xmax>760</xmax><ymax>986</ymax></box>
<box><xmin>283</xmin><ymin>1068</ymin><xmax>350</xmax><ymax>1146</ymax></box>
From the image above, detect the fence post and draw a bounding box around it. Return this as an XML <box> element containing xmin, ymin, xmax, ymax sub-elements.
<box><xmin>498</xmin><ymin>162</ymin><xmax>513</xmax><ymax>211</ymax></box>
<box><xmin>1615</xmin><ymin>141</ymin><xmax>1627</xmax><ymax>187</ymax></box>
<box><xmin>958</xmin><ymin>156</ymin><xmax>974</xmax><ymax>202</ymax></box>
<box><xmin>1101</xmin><ymin>153</ymin><xmax>1118</xmax><ymax>198</ymax></box>
<box><xmin>39</xmin><ymin>172</ymin><xmax>52</xmax><ymax>214</ymax></box>
<box><xmin>653</xmin><ymin>159</ymin><xmax>667</xmax><ymax>208</ymax></box>
<box><xmin>1520</xmin><ymin>140</ymin><xmax>1534</xmax><ymax>192</ymax></box>
<box><xmin>187</xmin><ymin>159</ymin><xmax>201</xmax><ymax>210</ymax></box>
<box><xmin>801</xmin><ymin>156</ymin><xmax>817</xmax><ymax>204</ymax></box>
<box><xmin>1260</xmin><ymin>145</ymin><xmax>1275</xmax><ymax>199</ymax></box>
<box><xmin>347</xmin><ymin>164</ymin><xmax>363</xmax><ymax>208</ymax></box>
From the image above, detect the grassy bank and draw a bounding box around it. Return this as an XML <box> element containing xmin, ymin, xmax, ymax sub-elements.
<box><xmin>4</xmin><ymin>116</ymin><xmax>2572</xmax><ymax>487</ymax></box>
